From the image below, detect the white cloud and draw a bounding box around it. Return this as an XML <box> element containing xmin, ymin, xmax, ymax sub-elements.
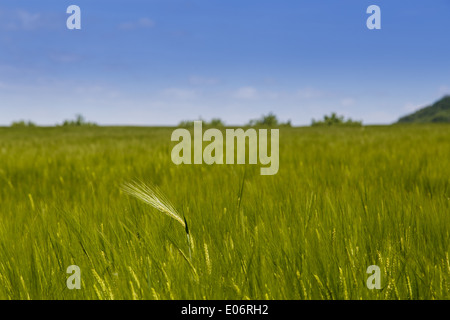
<box><xmin>50</xmin><ymin>53</ymin><xmax>82</xmax><ymax>63</ymax></box>
<box><xmin>162</xmin><ymin>88</ymin><xmax>197</xmax><ymax>99</ymax></box>
<box><xmin>74</xmin><ymin>85</ymin><xmax>121</xmax><ymax>99</ymax></box>
<box><xmin>439</xmin><ymin>85</ymin><xmax>450</xmax><ymax>96</ymax></box>
<box><xmin>265</xmin><ymin>91</ymin><xmax>280</xmax><ymax>99</ymax></box>
<box><xmin>0</xmin><ymin>10</ymin><xmax>42</xmax><ymax>30</ymax></box>
<box><xmin>189</xmin><ymin>76</ymin><xmax>220</xmax><ymax>85</ymax></box>
<box><xmin>340</xmin><ymin>98</ymin><xmax>356</xmax><ymax>107</ymax></box>
<box><xmin>18</xmin><ymin>10</ymin><xmax>40</xmax><ymax>30</ymax></box>
<box><xmin>119</xmin><ymin>18</ymin><xmax>155</xmax><ymax>30</ymax></box>
<box><xmin>295</xmin><ymin>87</ymin><xmax>323</xmax><ymax>99</ymax></box>
<box><xmin>403</xmin><ymin>101</ymin><xmax>427</xmax><ymax>113</ymax></box>
<box><xmin>233</xmin><ymin>86</ymin><xmax>258</xmax><ymax>99</ymax></box>
<box><xmin>361</xmin><ymin>111</ymin><xmax>397</xmax><ymax>124</ymax></box>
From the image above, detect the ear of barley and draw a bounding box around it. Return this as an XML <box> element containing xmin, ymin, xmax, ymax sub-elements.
<box><xmin>122</xmin><ymin>181</ymin><xmax>192</xmax><ymax>259</ymax></box>
<box><xmin>122</xmin><ymin>181</ymin><xmax>186</xmax><ymax>228</ymax></box>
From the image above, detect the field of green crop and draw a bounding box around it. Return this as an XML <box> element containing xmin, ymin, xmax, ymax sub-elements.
<box><xmin>0</xmin><ymin>125</ymin><xmax>448</xmax><ymax>300</ymax></box>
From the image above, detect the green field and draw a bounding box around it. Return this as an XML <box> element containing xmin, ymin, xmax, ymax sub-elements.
<box><xmin>0</xmin><ymin>125</ymin><xmax>449</xmax><ymax>300</ymax></box>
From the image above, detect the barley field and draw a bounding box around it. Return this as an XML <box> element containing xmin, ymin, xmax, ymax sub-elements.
<box><xmin>0</xmin><ymin>124</ymin><xmax>449</xmax><ymax>300</ymax></box>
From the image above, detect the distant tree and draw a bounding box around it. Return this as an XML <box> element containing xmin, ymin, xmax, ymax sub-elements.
<box><xmin>259</xmin><ymin>112</ymin><xmax>279</xmax><ymax>126</ymax></box>
<box><xmin>283</xmin><ymin>119</ymin><xmax>292</xmax><ymax>127</ymax></box>
<box><xmin>177</xmin><ymin>118</ymin><xmax>225</xmax><ymax>127</ymax></box>
<box><xmin>11</xmin><ymin>120</ymin><xmax>36</xmax><ymax>128</ymax></box>
<box><xmin>61</xmin><ymin>114</ymin><xmax>97</xmax><ymax>127</ymax></box>
<box><xmin>178</xmin><ymin>120</ymin><xmax>197</xmax><ymax>128</ymax></box>
<box><xmin>75</xmin><ymin>114</ymin><xmax>85</xmax><ymax>126</ymax></box>
<box><xmin>311</xmin><ymin>112</ymin><xmax>362</xmax><ymax>127</ymax></box>
<box><xmin>178</xmin><ymin>114</ymin><xmax>290</xmax><ymax>128</ymax></box>
<box><xmin>247</xmin><ymin>112</ymin><xmax>291</xmax><ymax>127</ymax></box>
<box><xmin>208</xmin><ymin>118</ymin><xmax>225</xmax><ymax>127</ymax></box>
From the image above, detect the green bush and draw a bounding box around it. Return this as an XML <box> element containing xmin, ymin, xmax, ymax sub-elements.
<box><xmin>61</xmin><ymin>114</ymin><xmax>97</xmax><ymax>127</ymax></box>
<box><xmin>10</xmin><ymin>120</ymin><xmax>36</xmax><ymax>128</ymax></box>
<box><xmin>247</xmin><ymin>112</ymin><xmax>291</xmax><ymax>127</ymax></box>
<box><xmin>178</xmin><ymin>118</ymin><xmax>225</xmax><ymax>128</ymax></box>
<box><xmin>312</xmin><ymin>112</ymin><xmax>362</xmax><ymax>127</ymax></box>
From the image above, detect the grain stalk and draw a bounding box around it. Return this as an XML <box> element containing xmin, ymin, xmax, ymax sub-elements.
<box><xmin>122</xmin><ymin>181</ymin><xmax>192</xmax><ymax>259</ymax></box>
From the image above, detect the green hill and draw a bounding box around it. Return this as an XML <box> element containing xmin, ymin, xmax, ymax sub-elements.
<box><xmin>398</xmin><ymin>96</ymin><xmax>450</xmax><ymax>123</ymax></box>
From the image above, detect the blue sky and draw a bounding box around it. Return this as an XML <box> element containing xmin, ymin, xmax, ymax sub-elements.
<box><xmin>1</xmin><ymin>0</ymin><xmax>449</xmax><ymax>126</ymax></box>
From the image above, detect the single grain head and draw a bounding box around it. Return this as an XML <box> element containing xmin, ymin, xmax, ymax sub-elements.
<box><xmin>122</xmin><ymin>181</ymin><xmax>186</xmax><ymax>228</ymax></box>
<box><xmin>122</xmin><ymin>181</ymin><xmax>192</xmax><ymax>258</ymax></box>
